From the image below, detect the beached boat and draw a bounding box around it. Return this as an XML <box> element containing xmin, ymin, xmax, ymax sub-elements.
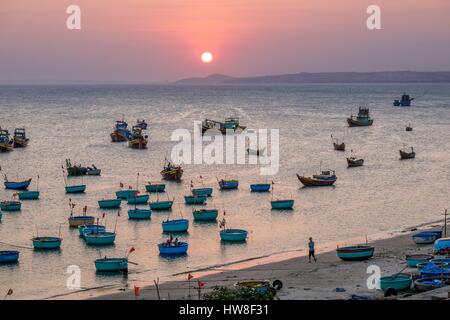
<box><xmin>184</xmin><ymin>195</ymin><xmax>207</xmax><ymax>205</ymax></box>
<box><xmin>160</xmin><ymin>159</ymin><xmax>183</xmax><ymax>181</ymax></box>
<box><xmin>271</xmin><ymin>199</ymin><xmax>294</xmax><ymax>210</ymax></box>
<box><xmin>250</xmin><ymin>184</ymin><xmax>271</xmax><ymax>192</ymax></box>
<box><xmin>336</xmin><ymin>245</ymin><xmax>374</xmax><ymax>261</ymax></box>
<box><xmin>127</xmin><ymin>194</ymin><xmax>149</xmax><ymax>205</ymax></box>
<box><xmin>0</xmin><ymin>129</ymin><xmax>13</xmax><ymax>152</ymax></box>
<box><xmin>4</xmin><ymin>176</ymin><xmax>32</xmax><ymax>190</ymax></box>
<box><xmin>347</xmin><ymin>107</ymin><xmax>373</xmax><ymax>127</ymax></box>
<box><xmin>65</xmin><ymin>184</ymin><xmax>86</xmax><ymax>193</ymax></box>
<box><xmin>116</xmin><ymin>188</ymin><xmax>138</xmax><ymax>199</ymax></box>
<box><xmin>95</xmin><ymin>257</ymin><xmax>128</xmax><ymax>272</ymax></box>
<box><xmin>202</xmin><ymin>117</ymin><xmax>246</xmax><ymax>135</ymax></box>
<box><xmin>145</xmin><ymin>183</ymin><xmax>166</xmax><ymax>193</ymax></box>
<box><xmin>12</xmin><ymin>128</ymin><xmax>29</xmax><ymax>148</ymax></box>
<box><xmin>192</xmin><ymin>208</ymin><xmax>218</xmax><ymax>221</ymax></box>
<box><xmin>0</xmin><ymin>251</ymin><xmax>20</xmax><ymax>263</ymax></box>
<box><xmin>128</xmin><ymin>126</ymin><xmax>148</xmax><ymax>149</ymax></box>
<box><xmin>0</xmin><ymin>201</ymin><xmax>21</xmax><ymax>211</ymax></box>
<box><xmin>218</xmin><ymin>179</ymin><xmax>239</xmax><ymax>190</ymax></box>
<box><xmin>400</xmin><ymin>147</ymin><xmax>416</xmax><ymax>159</ymax></box>
<box><xmin>192</xmin><ymin>187</ymin><xmax>213</xmax><ymax>197</ymax></box>
<box><xmin>136</xmin><ymin>119</ymin><xmax>148</xmax><ymax>130</ymax></box>
<box><xmin>162</xmin><ymin>219</ymin><xmax>189</xmax><ymax>233</ymax></box>
<box><xmin>85</xmin><ymin>232</ymin><xmax>116</xmax><ymax>245</ymax></box>
<box><xmin>393</xmin><ymin>93</ymin><xmax>414</xmax><ymax>107</ymax></box>
<box><xmin>414</xmin><ymin>278</ymin><xmax>448</xmax><ymax>292</ymax></box>
<box><xmin>331</xmin><ymin>135</ymin><xmax>345</xmax><ymax>151</ymax></box>
<box><xmin>412</xmin><ymin>230</ymin><xmax>442</xmax><ymax>244</ymax></box>
<box><xmin>158</xmin><ymin>242</ymin><xmax>188</xmax><ymax>255</ymax></box>
<box><xmin>347</xmin><ymin>157</ymin><xmax>364</xmax><ymax>168</ymax></box>
<box><xmin>98</xmin><ymin>199</ymin><xmax>121</xmax><ymax>209</ymax></box>
<box><xmin>220</xmin><ymin>229</ymin><xmax>248</xmax><ymax>242</ymax></box>
<box><xmin>419</xmin><ymin>262</ymin><xmax>450</xmax><ymax>278</ymax></box>
<box><xmin>79</xmin><ymin>224</ymin><xmax>106</xmax><ymax>238</ymax></box>
<box><xmin>32</xmin><ymin>237</ymin><xmax>62</xmax><ymax>250</ymax></box>
<box><xmin>128</xmin><ymin>209</ymin><xmax>152</xmax><ymax>220</ymax></box>
<box><xmin>434</xmin><ymin>238</ymin><xmax>450</xmax><ymax>255</ymax></box>
<box><xmin>18</xmin><ymin>190</ymin><xmax>40</xmax><ymax>200</ymax></box>
<box><xmin>380</xmin><ymin>274</ymin><xmax>412</xmax><ymax>291</ymax></box>
<box><xmin>297</xmin><ymin>170</ymin><xmax>337</xmax><ymax>187</ymax></box>
<box><xmin>405</xmin><ymin>254</ymin><xmax>433</xmax><ymax>267</ymax></box>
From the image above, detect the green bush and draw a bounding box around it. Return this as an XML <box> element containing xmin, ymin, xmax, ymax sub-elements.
<box><xmin>203</xmin><ymin>286</ymin><xmax>275</xmax><ymax>300</ymax></box>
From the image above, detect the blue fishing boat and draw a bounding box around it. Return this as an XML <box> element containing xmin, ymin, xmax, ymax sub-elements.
<box><xmin>218</xmin><ymin>179</ymin><xmax>239</xmax><ymax>190</ymax></box>
<box><xmin>184</xmin><ymin>195</ymin><xmax>207</xmax><ymax>205</ymax></box>
<box><xmin>336</xmin><ymin>245</ymin><xmax>375</xmax><ymax>261</ymax></box>
<box><xmin>136</xmin><ymin>119</ymin><xmax>148</xmax><ymax>130</ymax></box>
<box><xmin>128</xmin><ymin>209</ymin><xmax>152</xmax><ymax>220</ymax></box>
<box><xmin>162</xmin><ymin>219</ymin><xmax>189</xmax><ymax>233</ymax></box>
<box><xmin>145</xmin><ymin>183</ymin><xmax>166</xmax><ymax>193</ymax></box>
<box><xmin>380</xmin><ymin>274</ymin><xmax>412</xmax><ymax>291</ymax></box>
<box><xmin>271</xmin><ymin>199</ymin><xmax>294</xmax><ymax>210</ymax></box>
<box><xmin>0</xmin><ymin>201</ymin><xmax>21</xmax><ymax>211</ymax></box>
<box><xmin>0</xmin><ymin>251</ymin><xmax>20</xmax><ymax>263</ymax></box>
<box><xmin>250</xmin><ymin>184</ymin><xmax>271</xmax><ymax>192</ymax></box>
<box><xmin>414</xmin><ymin>278</ymin><xmax>448</xmax><ymax>292</ymax></box>
<box><xmin>127</xmin><ymin>194</ymin><xmax>149</xmax><ymax>205</ymax></box>
<box><xmin>192</xmin><ymin>187</ymin><xmax>213</xmax><ymax>197</ymax></box>
<box><xmin>220</xmin><ymin>229</ymin><xmax>248</xmax><ymax>242</ymax></box>
<box><xmin>4</xmin><ymin>177</ymin><xmax>32</xmax><ymax>190</ymax></box>
<box><xmin>65</xmin><ymin>184</ymin><xmax>86</xmax><ymax>194</ymax></box>
<box><xmin>393</xmin><ymin>93</ymin><xmax>414</xmax><ymax>107</ymax></box>
<box><xmin>347</xmin><ymin>107</ymin><xmax>373</xmax><ymax>127</ymax></box>
<box><xmin>85</xmin><ymin>232</ymin><xmax>116</xmax><ymax>245</ymax></box>
<box><xmin>32</xmin><ymin>237</ymin><xmax>62</xmax><ymax>250</ymax></box>
<box><xmin>419</xmin><ymin>262</ymin><xmax>450</xmax><ymax>278</ymax></box>
<box><xmin>98</xmin><ymin>199</ymin><xmax>121</xmax><ymax>209</ymax></box>
<box><xmin>18</xmin><ymin>191</ymin><xmax>40</xmax><ymax>200</ymax></box>
<box><xmin>0</xmin><ymin>129</ymin><xmax>13</xmax><ymax>152</ymax></box>
<box><xmin>78</xmin><ymin>225</ymin><xmax>106</xmax><ymax>238</ymax></box>
<box><xmin>95</xmin><ymin>257</ymin><xmax>128</xmax><ymax>272</ymax></box>
<box><xmin>115</xmin><ymin>189</ymin><xmax>138</xmax><ymax>199</ymax></box>
<box><xmin>430</xmin><ymin>258</ymin><xmax>450</xmax><ymax>265</ymax></box>
<box><xmin>149</xmin><ymin>200</ymin><xmax>174</xmax><ymax>211</ymax></box>
<box><xmin>434</xmin><ymin>237</ymin><xmax>450</xmax><ymax>255</ymax></box>
<box><xmin>158</xmin><ymin>242</ymin><xmax>188</xmax><ymax>255</ymax></box>
<box><xmin>406</xmin><ymin>254</ymin><xmax>434</xmax><ymax>268</ymax></box>
<box><xmin>193</xmin><ymin>208</ymin><xmax>218</xmax><ymax>221</ymax></box>
<box><xmin>412</xmin><ymin>231</ymin><xmax>442</xmax><ymax>244</ymax></box>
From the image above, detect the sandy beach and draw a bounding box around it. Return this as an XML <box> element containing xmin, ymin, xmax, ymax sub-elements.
<box><xmin>52</xmin><ymin>219</ymin><xmax>447</xmax><ymax>300</ymax></box>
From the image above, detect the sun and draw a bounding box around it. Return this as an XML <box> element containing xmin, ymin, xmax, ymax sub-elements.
<box><xmin>201</xmin><ymin>52</ymin><xmax>213</xmax><ymax>63</ymax></box>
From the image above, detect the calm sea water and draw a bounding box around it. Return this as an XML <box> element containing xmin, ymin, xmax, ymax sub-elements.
<box><xmin>0</xmin><ymin>84</ymin><xmax>449</xmax><ymax>299</ymax></box>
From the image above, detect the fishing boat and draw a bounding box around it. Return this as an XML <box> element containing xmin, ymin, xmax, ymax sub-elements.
<box><xmin>160</xmin><ymin>159</ymin><xmax>183</xmax><ymax>181</ymax></box>
<box><xmin>149</xmin><ymin>199</ymin><xmax>174</xmax><ymax>210</ymax></box>
<box><xmin>78</xmin><ymin>224</ymin><xmax>106</xmax><ymax>238</ymax></box>
<box><xmin>110</xmin><ymin>130</ymin><xmax>128</xmax><ymax>142</ymax></box>
<box><xmin>158</xmin><ymin>242</ymin><xmax>188</xmax><ymax>255</ymax></box>
<box><xmin>412</xmin><ymin>230</ymin><xmax>442</xmax><ymax>244</ymax></box>
<box><xmin>380</xmin><ymin>274</ymin><xmax>412</xmax><ymax>291</ymax></box>
<box><xmin>12</xmin><ymin>128</ymin><xmax>29</xmax><ymax>148</ymax></box>
<box><xmin>116</xmin><ymin>188</ymin><xmax>138</xmax><ymax>199</ymax></box>
<box><xmin>218</xmin><ymin>179</ymin><xmax>239</xmax><ymax>190</ymax></box>
<box><xmin>85</xmin><ymin>232</ymin><xmax>116</xmax><ymax>245</ymax></box>
<box><xmin>98</xmin><ymin>199</ymin><xmax>121</xmax><ymax>209</ymax></box>
<box><xmin>347</xmin><ymin>107</ymin><xmax>373</xmax><ymax>127</ymax></box>
<box><xmin>247</xmin><ymin>147</ymin><xmax>265</xmax><ymax>156</ymax></box>
<box><xmin>128</xmin><ymin>209</ymin><xmax>152</xmax><ymax>220</ymax></box>
<box><xmin>406</xmin><ymin>124</ymin><xmax>413</xmax><ymax>131</ymax></box>
<box><xmin>127</xmin><ymin>194</ymin><xmax>149</xmax><ymax>205</ymax></box>
<box><xmin>201</xmin><ymin>117</ymin><xmax>246</xmax><ymax>135</ymax></box>
<box><xmin>128</xmin><ymin>126</ymin><xmax>148</xmax><ymax>149</ymax></box>
<box><xmin>400</xmin><ymin>147</ymin><xmax>416</xmax><ymax>159</ymax></box>
<box><xmin>184</xmin><ymin>195</ymin><xmax>207</xmax><ymax>205</ymax></box>
<box><xmin>4</xmin><ymin>176</ymin><xmax>32</xmax><ymax>190</ymax></box>
<box><xmin>66</xmin><ymin>159</ymin><xmax>88</xmax><ymax>176</ymax></box>
<box><xmin>192</xmin><ymin>208</ymin><xmax>219</xmax><ymax>221</ymax></box>
<box><xmin>65</xmin><ymin>184</ymin><xmax>86</xmax><ymax>193</ymax></box>
<box><xmin>18</xmin><ymin>191</ymin><xmax>39</xmax><ymax>200</ymax></box>
<box><xmin>110</xmin><ymin>120</ymin><xmax>132</xmax><ymax>142</ymax></box>
<box><xmin>414</xmin><ymin>278</ymin><xmax>448</xmax><ymax>292</ymax></box>
<box><xmin>393</xmin><ymin>93</ymin><xmax>414</xmax><ymax>107</ymax></box>
<box><xmin>220</xmin><ymin>229</ymin><xmax>248</xmax><ymax>242</ymax></box>
<box><xmin>145</xmin><ymin>183</ymin><xmax>166</xmax><ymax>193</ymax></box>
<box><xmin>136</xmin><ymin>119</ymin><xmax>148</xmax><ymax>130</ymax></box>
<box><xmin>192</xmin><ymin>187</ymin><xmax>213</xmax><ymax>197</ymax></box>
<box><xmin>32</xmin><ymin>237</ymin><xmax>62</xmax><ymax>250</ymax></box>
<box><xmin>86</xmin><ymin>165</ymin><xmax>101</xmax><ymax>176</ymax></box>
<box><xmin>419</xmin><ymin>262</ymin><xmax>450</xmax><ymax>278</ymax></box>
<box><xmin>405</xmin><ymin>254</ymin><xmax>433</xmax><ymax>267</ymax></box>
<box><xmin>95</xmin><ymin>257</ymin><xmax>128</xmax><ymax>272</ymax></box>
<box><xmin>68</xmin><ymin>203</ymin><xmax>95</xmax><ymax>228</ymax></box>
<box><xmin>162</xmin><ymin>219</ymin><xmax>189</xmax><ymax>233</ymax></box>
<box><xmin>433</xmin><ymin>238</ymin><xmax>450</xmax><ymax>255</ymax></box>
<box><xmin>0</xmin><ymin>251</ymin><xmax>20</xmax><ymax>263</ymax></box>
<box><xmin>0</xmin><ymin>129</ymin><xmax>13</xmax><ymax>152</ymax></box>
<box><xmin>0</xmin><ymin>201</ymin><xmax>21</xmax><ymax>211</ymax></box>
<box><xmin>270</xmin><ymin>199</ymin><xmax>294</xmax><ymax>210</ymax></box>
<box><xmin>250</xmin><ymin>184</ymin><xmax>271</xmax><ymax>192</ymax></box>
<box><xmin>297</xmin><ymin>170</ymin><xmax>337</xmax><ymax>187</ymax></box>
<box><xmin>331</xmin><ymin>134</ymin><xmax>345</xmax><ymax>151</ymax></box>
<box><xmin>347</xmin><ymin>157</ymin><xmax>364</xmax><ymax>168</ymax></box>
<box><xmin>336</xmin><ymin>245</ymin><xmax>374</xmax><ymax>261</ymax></box>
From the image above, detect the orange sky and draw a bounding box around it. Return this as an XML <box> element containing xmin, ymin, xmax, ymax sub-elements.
<box><xmin>0</xmin><ymin>0</ymin><xmax>449</xmax><ymax>83</ymax></box>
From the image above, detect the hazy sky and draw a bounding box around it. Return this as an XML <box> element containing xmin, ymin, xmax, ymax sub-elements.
<box><xmin>1</xmin><ymin>0</ymin><xmax>449</xmax><ymax>83</ymax></box>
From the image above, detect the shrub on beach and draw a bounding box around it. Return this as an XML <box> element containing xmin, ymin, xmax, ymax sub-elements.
<box><xmin>203</xmin><ymin>286</ymin><xmax>275</xmax><ymax>300</ymax></box>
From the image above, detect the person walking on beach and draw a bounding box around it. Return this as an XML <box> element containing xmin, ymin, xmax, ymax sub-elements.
<box><xmin>308</xmin><ymin>237</ymin><xmax>317</xmax><ymax>263</ymax></box>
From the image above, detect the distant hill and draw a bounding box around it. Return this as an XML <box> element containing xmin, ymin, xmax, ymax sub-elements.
<box><xmin>175</xmin><ymin>71</ymin><xmax>450</xmax><ymax>84</ymax></box>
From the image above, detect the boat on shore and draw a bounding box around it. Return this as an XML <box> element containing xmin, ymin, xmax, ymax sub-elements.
<box><xmin>400</xmin><ymin>147</ymin><xmax>416</xmax><ymax>159</ymax></box>
<box><xmin>4</xmin><ymin>176</ymin><xmax>32</xmax><ymax>190</ymax></box>
<box><xmin>0</xmin><ymin>251</ymin><xmax>20</xmax><ymax>263</ymax></box>
<box><xmin>201</xmin><ymin>117</ymin><xmax>246</xmax><ymax>135</ymax></box>
<box><xmin>393</xmin><ymin>93</ymin><xmax>414</xmax><ymax>107</ymax></box>
<box><xmin>12</xmin><ymin>128</ymin><xmax>29</xmax><ymax>148</ymax></box>
<box><xmin>297</xmin><ymin>170</ymin><xmax>337</xmax><ymax>187</ymax></box>
<box><xmin>414</xmin><ymin>277</ymin><xmax>448</xmax><ymax>292</ymax></box>
<box><xmin>336</xmin><ymin>245</ymin><xmax>374</xmax><ymax>261</ymax></box>
<box><xmin>0</xmin><ymin>129</ymin><xmax>13</xmax><ymax>152</ymax></box>
<box><xmin>405</xmin><ymin>254</ymin><xmax>433</xmax><ymax>267</ymax></box>
<box><xmin>160</xmin><ymin>159</ymin><xmax>183</xmax><ymax>181</ymax></box>
<box><xmin>433</xmin><ymin>238</ymin><xmax>450</xmax><ymax>255</ymax></box>
<box><xmin>380</xmin><ymin>274</ymin><xmax>412</xmax><ymax>291</ymax></box>
<box><xmin>347</xmin><ymin>107</ymin><xmax>373</xmax><ymax>127</ymax></box>
<box><xmin>412</xmin><ymin>230</ymin><xmax>442</xmax><ymax>244</ymax></box>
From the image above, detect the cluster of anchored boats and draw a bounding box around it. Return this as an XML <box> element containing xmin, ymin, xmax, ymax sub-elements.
<box><xmin>110</xmin><ymin>119</ymin><xmax>149</xmax><ymax>149</ymax></box>
<box><xmin>0</xmin><ymin>127</ymin><xmax>29</xmax><ymax>152</ymax></box>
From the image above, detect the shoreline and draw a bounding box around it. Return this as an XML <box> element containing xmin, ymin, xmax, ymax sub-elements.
<box><xmin>51</xmin><ymin>218</ymin><xmax>446</xmax><ymax>300</ymax></box>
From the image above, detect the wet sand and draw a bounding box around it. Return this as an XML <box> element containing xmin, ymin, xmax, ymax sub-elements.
<box><xmin>52</xmin><ymin>219</ymin><xmax>446</xmax><ymax>300</ymax></box>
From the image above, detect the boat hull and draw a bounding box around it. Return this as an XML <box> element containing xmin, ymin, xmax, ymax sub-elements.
<box><xmin>0</xmin><ymin>201</ymin><xmax>21</xmax><ymax>211</ymax></box>
<box><xmin>347</xmin><ymin>118</ymin><xmax>373</xmax><ymax>127</ymax></box>
<box><xmin>115</xmin><ymin>189</ymin><xmax>138</xmax><ymax>199</ymax></box>
<box><xmin>433</xmin><ymin>238</ymin><xmax>450</xmax><ymax>255</ymax></box>
<box><xmin>347</xmin><ymin>158</ymin><xmax>364</xmax><ymax>167</ymax></box>
<box><xmin>95</xmin><ymin>258</ymin><xmax>128</xmax><ymax>272</ymax></box>
<box><xmin>85</xmin><ymin>232</ymin><xmax>116</xmax><ymax>245</ymax></box>
<box><xmin>193</xmin><ymin>209</ymin><xmax>218</xmax><ymax>221</ymax></box>
<box><xmin>162</xmin><ymin>219</ymin><xmax>189</xmax><ymax>232</ymax></box>
<box><xmin>18</xmin><ymin>191</ymin><xmax>40</xmax><ymax>200</ymax></box>
<box><xmin>0</xmin><ymin>251</ymin><xmax>20</xmax><ymax>263</ymax></box>
<box><xmin>250</xmin><ymin>184</ymin><xmax>271</xmax><ymax>192</ymax></box>
<box><xmin>192</xmin><ymin>187</ymin><xmax>213</xmax><ymax>197</ymax></box>
<box><xmin>4</xmin><ymin>179</ymin><xmax>32</xmax><ymax>190</ymax></box>
<box><xmin>161</xmin><ymin>168</ymin><xmax>183</xmax><ymax>181</ymax></box>
<box><xmin>79</xmin><ymin>225</ymin><xmax>106</xmax><ymax>237</ymax></box>
<box><xmin>412</xmin><ymin>231</ymin><xmax>442</xmax><ymax>244</ymax></box>
<box><xmin>145</xmin><ymin>184</ymin><xmax>166</xmax><ymax>193</ymax></box>
<box><xmin>0</xmin><ymin>143</ymin><xmax>13</xmax><ymax>152</ymax></box>
<box><xmin>184</xmin><ymin>195</ymin><xmax>207</xmax><ymax>205</ymax></box>
<box><xmin>98</xmin><ymin>199</ymin><xmax>121</xmax><ymax>209</ymax></box>
<box><xmin>218</xmin><ymin>180</ymin><xmax>239</xmax><ymax>190</ymax></box>
<box><xmin>149</xmin><ymin>201</ymin><xmax>173</xmax><ymax>210</ymax></box>
<box><xmin>65</xmin><ymin>185</ymin><xmax>86</xmax><ymax>194</ymax></box>
<box><xmin>127</xmin><ymin>194</ymin><xmax>149</xmax><ymax>205</ymax></box>
<box><xmin>336</xmin><ymin>246</ymin><xmax>374</xmax><ymax>261</ymax></box>
<box><xmin>128</xmin><ymin>139</ymin><xmax>148</xmax><ymax>149</ymax></box>
<box><xmin>220</xmin><ymin>229</ymin><xmax>248</xmax><ymax>242</ymax></box>
<box><xmin>68</xmin><ymin>216</ymin><xmax>96</xmax><ymax>228</ymax></box>
<box><xmin>271</xmin><ymin>200</ymin><xmax>294</xmax><ymax>210</ymax></box>
<box><xmin>158</xmin><ymin>242</ymin><xmax>188</xmax><ymax>255</ymax></box>
<box><xmin>400</xmin><ymin>150</ymin><xmax>416</xmax><ymax>159</ymax></box>
<box><xmin>380</xmin><ymin>274</ymin><xmax>412</xmax><ymax>291</ymax></box>
<box><xmin>128</xmin><ymin>209</ymin><xmax>152</xmax><ymax>219</ymax></box>
<box><xmin>297</xmin><ymin>174</ymin><xmax>336</xmax><ymax>187</ymax></box>
<box><xmin>405</xmin><ymin>254</ymin><xmax>433</xmax><ymax>268</ymax></box>
<box><xmin>32</xmin><ymin>237</ymin><xmax>62</xmax><ymax>250</ymax></box>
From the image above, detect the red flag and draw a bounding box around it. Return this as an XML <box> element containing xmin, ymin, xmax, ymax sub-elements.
<box><xmin>187</xmin><ymin>274</ymin><xmax>193</xmax><ymax>280</ymax></box>
<box><xmin>129</xmin><ymin>247</ymin><xmax>136</xmax><ymax>254</ymax></box>
<box><xmin>72</xmin><ymin>203</ymin><xmax>76</xmax><ymax>209</ymax></box>
<box><xmin>134</xmin><ymin>286</ymin><xmax>141</xmax><ymax>297</ymax></box>
<box><xmin>223</xmin><ymin>210</ymin><xmax>226</xmax><ymax>216</ymax></box>
<box><xmin>120</xmin><ymin>182</ymin><xmax>124</xmax><ymax>188</ymax></box>
<box><xmin>102</xmin><ymin>213</ymin><xmax>106</xmax><ymax>218</ymax></box>
<box><xmin>83</xmin><ymin>206</ymin><xmax>87</xmax><ymax>213</ymax></box>
<box><xmin>197</xmin><ymin>280</ymin><xmax>205</xmax><ymax>288</ymax></box>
